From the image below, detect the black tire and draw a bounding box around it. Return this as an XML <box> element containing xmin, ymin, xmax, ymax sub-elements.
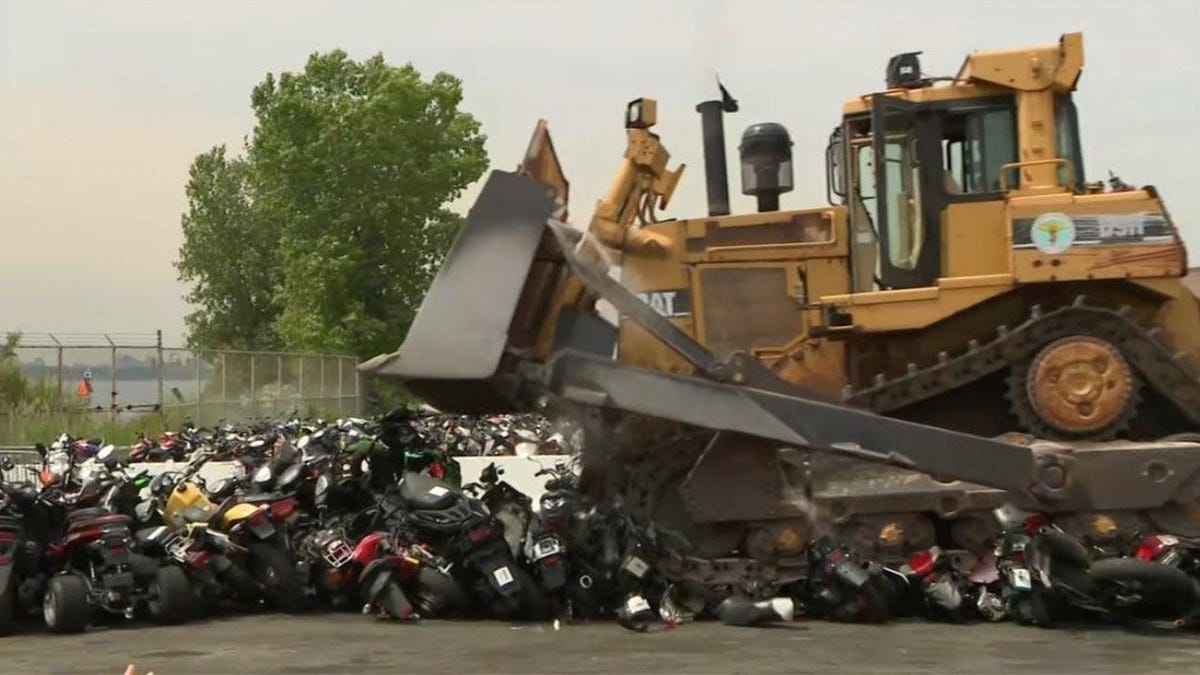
<box><xmin>510</xmin><ymin>565</ymin><xmax>551</xmax><ymax>621</ymax></box>
<box><xmin>248</xmin><ymin>541</ymin><xmax>304</xmax><ymax>614</ymax></box>
<box><xmin>147</xmin><ymin>565</ymin><xmax>194</xmax><ymax>625</ymax></box>
<box><xmin>414</xmin><ymin>566</ymin><xmax>472</xmax><ymax>618</ymax></box>
<box><xmin>43</xmin><ymin>575</ymin><xmax>89</xmax><ymax>634</ymax></box>
<box><xmin>856</xmin><ymin>581</ymin><xmax>892</xmax><ymax>624</ymax></box>
<box><xmin>1161</xmin><ymin>433</ymin><xmax>1200</xmax><ymax>443</ymax></box>
<box><xmin>1089</xmin><ymin>557</ymin><xmax>1200</xmax><ymax>618</ymax></box>
<box><xmin>378</xmin><ymin>580</ymin><xmax>417</xmax><ymax>621</ymax></box>
<box><xmin>0</xmin><ymin>574</ymin><xmax>15</xmax><ymax>637</ymax></box>
<box><xmin>1012</xmin><ymin>589</ymin><xmax>1054</xmax><ymax>627</ymax></box>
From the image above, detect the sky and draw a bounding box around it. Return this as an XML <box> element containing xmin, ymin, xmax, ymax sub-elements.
<box><xmin>2</xmin><ymin>0</ymin><xmax>1198</xmax><ymax>347</ymax></box>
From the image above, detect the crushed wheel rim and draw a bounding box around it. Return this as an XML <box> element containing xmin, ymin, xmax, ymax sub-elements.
<box><xmin>1026</xmin><ymin>336</ymin><xmax>1134</xmax><ymax>435</ymax></box>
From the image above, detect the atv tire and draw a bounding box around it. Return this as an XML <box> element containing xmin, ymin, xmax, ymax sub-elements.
<box><xmin>43</xmin><ymin>575</ymin><xmax>89</xmax><ymax>634</ymax></box>
<box><xmin>0</xmin><ymin>574</ymin><xmax>15</xmax><ymax>636</ymax></box>
<box><xmin>414</xmin><ymin>567</ymin><xmax>471</xmax><ymax>618</ymax></box>
<box><xmin>248</xmin><ymin>542</ymin><xmax>304</xmax><ymax>614</ymax></box>
<box><xmin>147</xmin><ymin>565</ymin><xmax>194</xmax><ymax>625</ymax></box>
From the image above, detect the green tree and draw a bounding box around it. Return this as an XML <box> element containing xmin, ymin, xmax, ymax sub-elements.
<box><xmin>176</xmin><ymin>50</ymin><xmax>488</xmax><ymax>359</ymax></box>
<box><xmin>176</xmin><ymin>147</ymin><xmax>279</xmax><ymax>350</ymax></box>
<box><xmin>0</xmin><ymin>331</ymin><xmax>25</xmax><ymax>405</ymax></box>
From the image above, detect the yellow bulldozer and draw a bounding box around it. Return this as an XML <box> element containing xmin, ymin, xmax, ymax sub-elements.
<box><xmin>362</xmin><ymin>33</ymin><xmax>1200</xmax><ymax>588</ymax></box>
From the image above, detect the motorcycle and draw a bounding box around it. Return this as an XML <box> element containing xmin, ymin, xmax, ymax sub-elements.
<box><xmin>296</xmin><ymin>514</ymin><xmax>419</xmax><ymax>621</ymax></box>
<box><xmin>0</xmin><ymin>461</ymin><xmax>39</xmax><ymax>636</ymax></box>
<box><xmin>148</xmin><ymin>451</ymin><xmax>304</xmax><ymax>613</ymax></box>
<box><xmin>993</xmin><ymin>505</ymin><xmax>1200</xmax><ymax>626</ymax></box>
<box><xmin>796</xmin><ymin>539</ymin><xmax>892</xmax><ymax>623</ymax></box>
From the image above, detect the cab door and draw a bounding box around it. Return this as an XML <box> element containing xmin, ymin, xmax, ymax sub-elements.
<box><xmin>867</xmin><ymin>95</ymin><xmax>942</xmax><ymax>289</ymax></box>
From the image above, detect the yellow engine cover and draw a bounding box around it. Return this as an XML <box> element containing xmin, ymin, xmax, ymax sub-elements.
<box><xmin>162</xmin><ymin>481</ymin><xmax>217</xmax><ymax>528</ymax></box>
<box><xmin>221</xmin><ymin>503</ymin><xmax>262</xmax><ymax>529</ymax></box>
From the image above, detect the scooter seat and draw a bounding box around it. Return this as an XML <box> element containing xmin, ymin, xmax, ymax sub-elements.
<box><xmin>398</xmin><ymin>472</ymin><xmax>457</xmax><ymax>510</ymax></box>
<box><xmin>67</xmin><ymin>507</ymin><xmax>110</xmax><ymax>521</ymax></box>
<box><xmin>68</xmin><ymin>512</ymin><xmax>130</xmax><ymax>530</ymax></box>
<box><xmin>238</xmin><ymin>492</ymin><xmax>281</xmax><ymax>504</ymax></box>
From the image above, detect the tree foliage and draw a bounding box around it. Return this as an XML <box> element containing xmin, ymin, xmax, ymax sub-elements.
<box><xmin>176</xmin><ymin>51</ymin><xmax>488</xmax><ymax>358</ymax></box>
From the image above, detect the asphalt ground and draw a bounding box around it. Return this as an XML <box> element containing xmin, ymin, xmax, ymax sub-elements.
<box><xmin>5</xmin><ymin>614</ymin><xmax>1200</xmax><ymax>675</ymax></box>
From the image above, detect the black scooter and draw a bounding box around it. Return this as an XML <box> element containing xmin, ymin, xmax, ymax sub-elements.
<box><xmin>386</xmin><ymin>471</ymin><xmax>548</xmax><ymax>620</ymax></box>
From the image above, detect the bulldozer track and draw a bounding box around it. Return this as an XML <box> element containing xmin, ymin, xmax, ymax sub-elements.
<box><xmin>843</xmin><ymin>296</ymin><xmax>1200</xmax><ymax>434</ymax></box>
<box><xmin>614</xmin><ymin>297</ymin><xmax>1200</xmax><ymax>593</ymax></box>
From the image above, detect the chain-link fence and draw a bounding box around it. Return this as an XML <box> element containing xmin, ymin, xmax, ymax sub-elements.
<box><xmin>0</xmin><ymin>331</ymin><xmax>359</xmax><ymax>445</ymax></box>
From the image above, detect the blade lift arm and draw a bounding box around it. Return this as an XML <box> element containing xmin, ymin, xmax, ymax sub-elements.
<box><xmin>585</xmin><ymin>98</ymin><xmax>685</xmax><ymax>260</ymax></box>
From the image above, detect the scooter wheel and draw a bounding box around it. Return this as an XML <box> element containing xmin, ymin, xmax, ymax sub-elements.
<box><xmin>1012</xmin><ymin>590</ymin><xmax>1054</xmax><ymax>628</ymax></box>
<box><xmin>414</xmin><ymin>567</ymin><xmax>471</xmax><ymax>618</ymax></box>
<box><xmin>1089</xmin><ymin>557</ymin><xmax>1200</xmax><ymax>618</ymax></box>
<box><xmin>248</xmin><ymin>542</ymin><xmax>304</xmax><ymax>614</ymax></box>
<box><xmin>511</xmin><ymin>566</ymin><xmax>551</xmax><ymax>622</ymax></box>
<box><xmin>147</xmin><ymin>566</ymin><xmax>194</xmax><ymax>625</ymax></box>
<box><xmin>43</xmin><ymin>575</ymin><xmax>89</xmax><ymax>634</ymax></box>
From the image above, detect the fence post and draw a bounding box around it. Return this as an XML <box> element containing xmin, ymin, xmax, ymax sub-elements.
<box><xmin>106</xmin><ymin>334</ymin><xmax>117</xmax><ymax>424</ymax></box>
<box><xmin>50</xmin><ymin>333</ymin><xmax>63</xmax><ymax>431</ymax></box>
<box><xmin>277</xmin><ymin>355</ymin><xmax>283</xmax><ymax>417</ymax></box>
<box><xmin>156</xmin><ymin>330</ymin><xmax>164</xmax><ymax>416</ymax></box>
<box><xmin>298</xmin><ymin>357</ymin><xmax>304</xmax><ymax>413</ymax></box>
<box><xmin>50</xmin><ymin>333</ymin><xmax>63</xmax><ymax>402</ymax></box>
<box><xmin>194</xmin><ymin>350</ymin><xmax>201</xmax><ymax>424</ymax></box>
<box><xmin>319</xmin><ymin>357</ymin><xmax>326</xmax><ymax>415</ymax></box>
<box><xmin>337</xmin><ymin>356</ymin><xmax>344</xmax><ymax>415</ymax></box>
<box><xmin>250</xmin><ymin>355</ymin><xmax>257</xmax><ymax>418</ymax></box>
<box><xmin>221</xmin><ymin>353</ymin><xmax>227</xmax><ymax>423</ymax></box>
<box><xmin>354</xmin><ymin>360</ymin><xmax>361</xmax><ymax>415</ymax></box>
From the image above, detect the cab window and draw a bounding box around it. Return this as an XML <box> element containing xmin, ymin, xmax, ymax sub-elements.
<box><xmin>940</xmin><ymin>103</ymin><xmax>1017</xmax><ymax>195</ymax></box>
<box><xmin>1056</xmin><ymin>94</ymin><xmax>1085</xmax><ymax>188</ymax></box>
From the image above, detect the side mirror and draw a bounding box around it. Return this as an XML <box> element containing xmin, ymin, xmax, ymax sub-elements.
<box><xmin>314</xmin><ymin>474</ymin><xmax>330</xmax><ymax>507</ymax></box>
<box><xmin>98</xmin><ymin>444</ymin><xmax>118</xmax><ymax>469</ymax></box>
<box><xmin>34</xmin><ymin>443</ymin><xmax>47</xmax><ymax>458</ymax></box>
<box><xmin>0</xmin><ymin>456</ymin><xmax>13</xmax><ymax>472</ymax></box>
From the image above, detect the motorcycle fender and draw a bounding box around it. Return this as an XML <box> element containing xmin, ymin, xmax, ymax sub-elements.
<box><xmin>0</xmin><ymin>564</ymin><xmax>12</xmax><ymax>594</ymax></box>
<box><xmin>477</xmin><ymin>556</ymin><xmax>519</xmax><ymax>596</ymax></box>
<box><xmin>352</xmin><ymin>533</ymin><xmax>387</xmax><ymax>566</ymax></box>
<box><xmin>833</xmin><ymin>559</ymin><xmax>870</xmax><ymax>589</ymax></box>
<box><xmin>539</xmin><ymin>557</ymin><xmax>567</xmax><ymax>590</ymax></box>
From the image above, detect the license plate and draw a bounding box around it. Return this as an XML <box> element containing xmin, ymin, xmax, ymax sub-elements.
<box><xmin>533</xmin><ymin>537</ymin><xmax>561</xmax><ymax>561</ymax></box>
<box><xmin>626</xmin><ymin>595</ymin><xmax>651</xmax><ymax>614</ymax></box>
<box><xmin>491</xmin><ymin>565</ymin><xmax>514</xmax><ymax>587</ymax></box>
<box><xmin>623</xmin><ymin>555</ymin><xmax>649</xmax><ymax>579</ymax></box>
<box><xmin>1009</xmin><ymin>567</ymin><xmax>1032</xmax><ymax>590</ymax></box>
<box><xmin>250</xmin><ymin>519</ymin><xmax>275</xmax><ymax>539</ymax></box>
<box><xmin>105</xmin><ymin>571</ymin><xmax>134</xmax><ymax>589</ymax></box>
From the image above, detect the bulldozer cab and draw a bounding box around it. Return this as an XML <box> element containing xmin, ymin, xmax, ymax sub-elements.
<box><xmin>832</xmin><ymin>38</ymin><xmax>1088</xmax><ymax>293</ymax></box>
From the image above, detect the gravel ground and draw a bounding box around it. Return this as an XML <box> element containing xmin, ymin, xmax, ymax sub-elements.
<box><xmin>6</xmin><ymin>614</ymin><xmax>1200</xmax><ymax>675</ymax></box>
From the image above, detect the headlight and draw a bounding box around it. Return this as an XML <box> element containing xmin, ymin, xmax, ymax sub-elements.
<box><xmin>253</xmin><ymin>465</ymin><xmax>272</xmax><ymax>484</ymax></box>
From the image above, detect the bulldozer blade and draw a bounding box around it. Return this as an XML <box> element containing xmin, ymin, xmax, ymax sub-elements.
<box><xmin>360</xmin><ymin>169</ymin><xmax>560</xmax><ymax>413</ymax></box>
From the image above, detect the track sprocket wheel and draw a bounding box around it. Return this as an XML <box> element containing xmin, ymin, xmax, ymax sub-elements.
<box><xmin>1008</xmin><ymin>335</ymin><xmax>1140</xmax><ymax>440</ymax></box>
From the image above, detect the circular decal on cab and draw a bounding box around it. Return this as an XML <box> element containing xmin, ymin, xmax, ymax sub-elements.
<box><xmin>1030</xmin><ymin>212</ymin><xmax>1076</xmax><ymax>254</ymax></box>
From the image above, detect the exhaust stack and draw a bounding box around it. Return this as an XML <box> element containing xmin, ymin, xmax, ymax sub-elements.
<box><xmin>695</xmin><ymin>81</ymin><xmax>739</xmax><ymax>217</ymax></box>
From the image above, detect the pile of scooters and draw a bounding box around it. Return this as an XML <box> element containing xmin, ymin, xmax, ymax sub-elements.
<box><xmin>124</xmin><ymin>410</ymin><xmax>577</xmax><ymax>463</ymax></box>
<box><xmin>2</xmin><ymin>409</ymin><xmax>1199</xmax><ymax>637</ymax></box>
